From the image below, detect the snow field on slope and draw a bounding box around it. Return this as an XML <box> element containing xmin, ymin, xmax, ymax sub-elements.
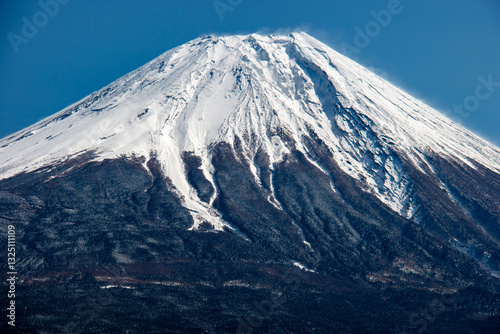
<box><xmin>1</xmin><ymin>33</ymin><xmax>500</xmax><ymax>228</ymax></box>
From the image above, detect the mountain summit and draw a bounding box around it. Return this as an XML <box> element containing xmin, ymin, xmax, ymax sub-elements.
<box><xmin>1</xmin><ymin>33</ymin><xmax>499</xmax><ymax>224</ymax></box>
<box><xmin>1</xmin><ymin>33</ymin><xmax>499</xmax><ymax>333</ymax></box>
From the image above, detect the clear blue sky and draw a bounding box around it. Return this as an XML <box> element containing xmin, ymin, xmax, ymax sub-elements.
<box><xmin>1</xmin><ymin>0</ymin><xmax>499</xmax><ymax>145</ymax></box>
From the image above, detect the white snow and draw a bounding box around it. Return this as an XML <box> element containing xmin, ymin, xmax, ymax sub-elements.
<box><xmin>1</xmin><ymin>32</ymin><xmax>500</xmax><ymax>226</ymax></box>
<box><xmin>100</xmin><ymin>284</ymin><xmax>135</xmax><ymax>290</ymax></box>
<box><xmin>292</xmin><ymin>261</ymin><xmax>316</xmax><ymax>273</ymax></box>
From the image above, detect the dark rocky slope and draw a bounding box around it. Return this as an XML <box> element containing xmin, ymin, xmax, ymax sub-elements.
<box><xmin>1</xmin><ymin>139</ymin><xmax>499</xmax><ymax>333</ymax></box>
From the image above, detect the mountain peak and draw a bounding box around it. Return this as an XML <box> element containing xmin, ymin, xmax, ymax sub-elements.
<box><xmin>1</xmin><ymin>33</ymin><xmax>499</xmax><ymax>228</ymax></box>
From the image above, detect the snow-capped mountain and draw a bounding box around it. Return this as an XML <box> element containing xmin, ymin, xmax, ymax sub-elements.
<box><xmin>1</xmin><ymin>33</ymin><xmax>499</xmax><ymax>333</ymax></box>
<box><xmin>1</xmin><ymin>33</ymin><xmax>499</xmax><ymax>229</ymax></box>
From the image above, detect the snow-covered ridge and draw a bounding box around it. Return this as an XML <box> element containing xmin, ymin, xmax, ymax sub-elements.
<box><xmin>1</xmin><ymin>32</ymin><xmax>499</xmax><ymax>227</ymax></box>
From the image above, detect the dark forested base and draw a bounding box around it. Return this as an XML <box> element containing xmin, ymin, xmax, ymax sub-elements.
<box><xmin>2</xmin><ymin>274</ymin><xmax>500</xmax><ymax>334</ymax></box>
<box><xmin>1</xmin><ymin>145</ymin><xmax>499</xmax><ymax>333</ymax></box>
